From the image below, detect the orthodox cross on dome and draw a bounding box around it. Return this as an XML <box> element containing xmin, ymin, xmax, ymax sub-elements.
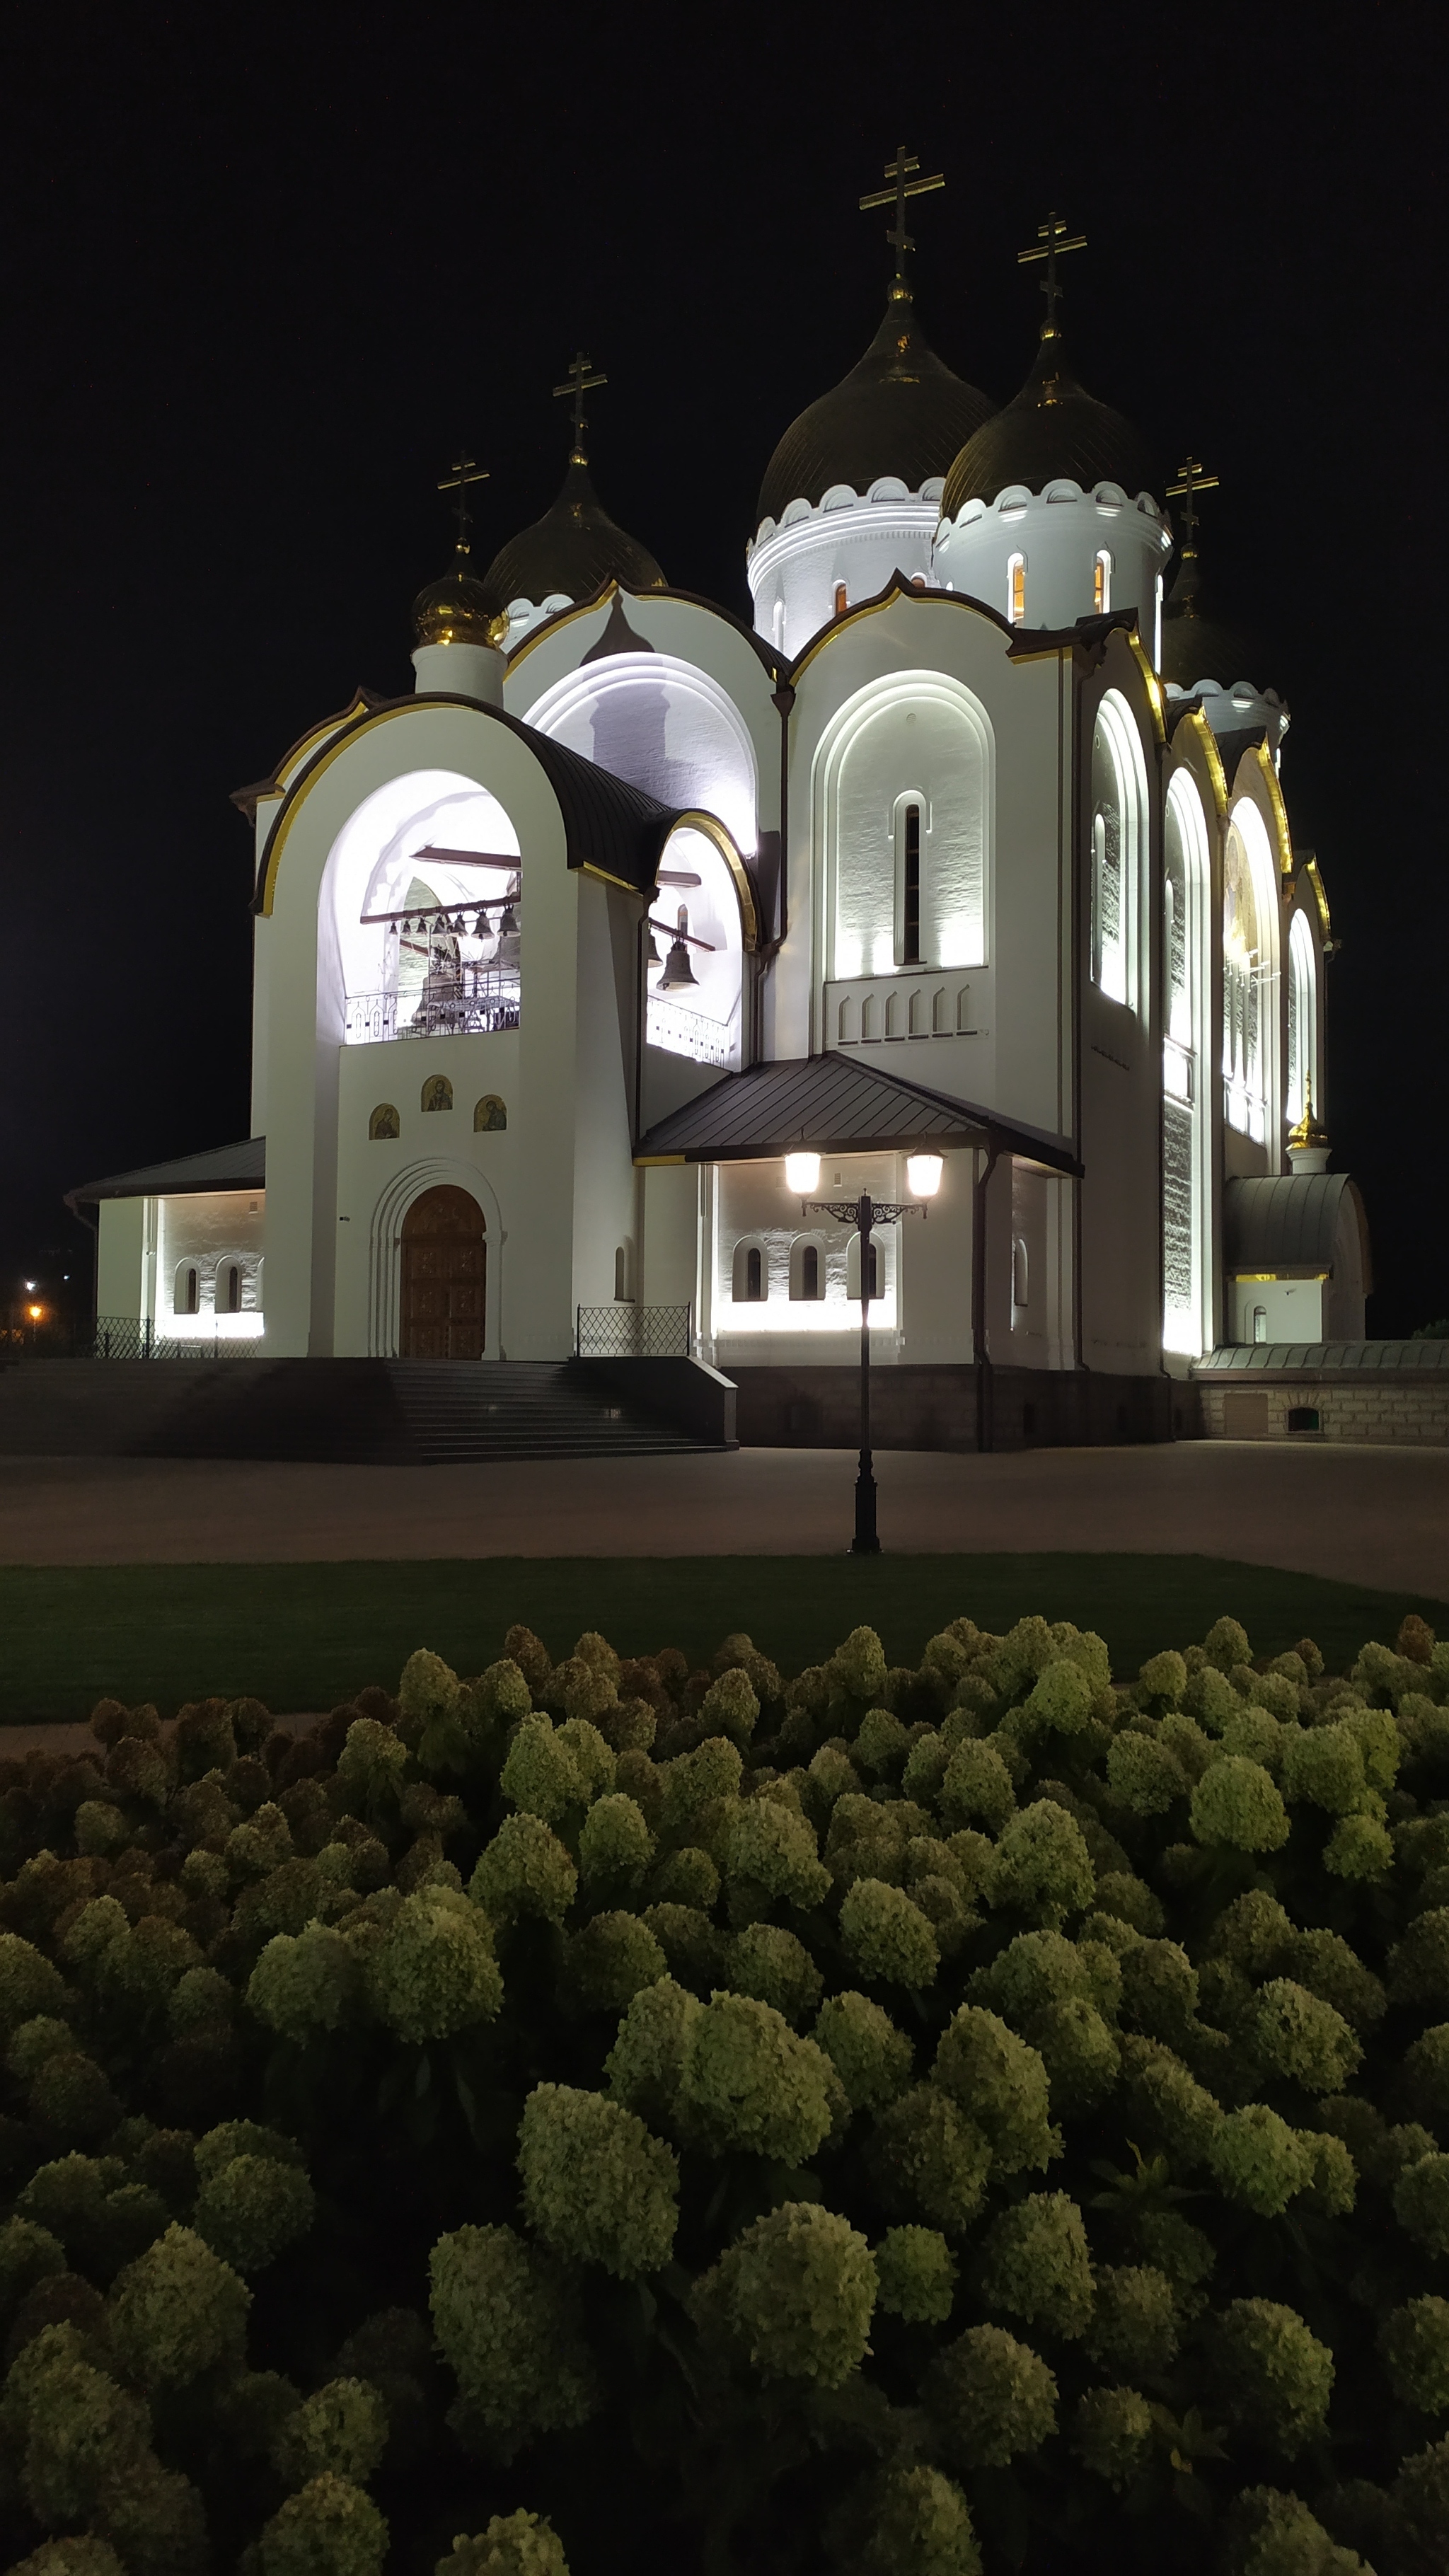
<box><xmin>1167</xmin><ymin>457</ymin><xmax>1220</xmax><ymax>555</ymax></box>
<box><xmin>553</xmin><ymin>351</ymin><xmax>608</xmax><ymax>464</ymax></box>
<box><xmin>1018</xmin><ymin>212</ymin><xmax>1086</xmax><ymax>338</ymax></box>
<box><xmin>437</xmin><ymin>453</ymin><xmax>489</xmax><ymax>556</ymax></box>
<box><xmin>860</xmin><ymin>144</ymin><xmax>945</xmax><ymax>292</ymax></box>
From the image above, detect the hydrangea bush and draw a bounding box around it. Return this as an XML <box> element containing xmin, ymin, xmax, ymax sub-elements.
<box><xmin>2</xmin><ymin>1610</ymin><xmax>1449</xmax><ymax>2572</ymax></box>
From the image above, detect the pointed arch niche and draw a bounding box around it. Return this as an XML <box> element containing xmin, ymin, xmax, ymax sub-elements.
<box><xmin>1089</xmin><ymin>692</ymin><xmax>1149</xmax><ymax>1014</ymax></box>
<box><xmin>1223</xmin><ymin>799</ymin><xmax>1281</xmax><ymax>1150</ymax></box>
<box><xmin>1286</xmin><ymin>908</ymin><xmax>1319</xmax><ymax>1131</ymax></box>
<box><xmin>815</xmin><ymin>674</ymin><xmax>993</xmax><ymax>996</ymax></box>
<box><xmin>1162</xmin><ymin>770</ymin><xmax>1213</xmax><ymax>1357</ymax></box>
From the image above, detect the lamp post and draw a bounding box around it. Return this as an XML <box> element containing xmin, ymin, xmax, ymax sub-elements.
<box><xmin>789</xmin><ymin>1153</ymin><xmax>943</xmax><ymax>1554</ymax></box>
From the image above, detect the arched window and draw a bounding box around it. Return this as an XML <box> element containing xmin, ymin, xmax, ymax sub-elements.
<box><xmin>1012</xmin><ymin>1237</ymin><xmax>1029</xmax><ymax>1310</ymax></box>
<box><xmin>613</xmin><ymin>1242</ymin><xmax>634</xmax><ymax>1302</ymax></box>
<box><xmin>219</xmin><ymin>1261</ymin><xmax>242</xmax><ymax>1316</ymax></box>
<box><xmin>1089</xmin><ymin>696</ymin><xmax>1145</xmax><ymax>1011</ymax></box>
<box><xmin>369</xmin><ymin>1103</ymin><xmax>400</xmax><ymax>1140</ymax></box>
<box><xmin>421</xmin><ymin>1075</ymin><xmax>454</xmax><ymax>1114</ymax></box>
<box><xmin>834</xmin><ymin>582</ymin><xmax>848</xmax><ymax>617</ymax></box>
<box><xmin>825</xmin><ymin>678</ymin><xmax>991</xmax><ymax>981</ymax></box>
<box><xmin>790</xmin><ymin>1238</ymin><xmax>826</xmax><ymax>1301</ymax></box>
<box><xmin>1253</xmin><ymin>1305</ymin><xmax>1268</xmax><ymax>1345</ymax></box>
<box><xmin>175</xmin><ymin>1263</ymin><xmax>199</xmax><ymax>1316</ymax></box>
<box><xmin>1287</xmin><ymin>911</ymin><xmax>1317</xmax><ymax>1131</ymax></box>
<box><xmin>1162</xmin><ymin>775</ymin><xmax>1211</xmax><ymax>1358</ymax></box>
<box><xmin>1008</xmin><ymin>554</ymin><xmax>1025</xmax><ymax>624</ymax></box>
<box><xmin>899</xmin><ymin>800</ymin><xmax>923</xmax><ymax>966</ymax></box>
<box><xmin>732</xmin><ymin>1240</ymin><xmax>766</xmax><ymax>1302</ymax></box>
<box><xmin>1094</xmin><ymin>550</ymin><xmax>1112</xmax><ymax>613</ymax></box>
<box><xmin>846</xmin><ymin>1231</ymin><xmax>887</xmax><ymax>1302</ymax></box>
<box><xmin>1223</xmin><ymin>805</ymin><xmax>1278</xmax><ymax>1143</ymax></box>
<box><xmin>474</xmin><ymin>1094</ymin><xmax>507</xmax><ymax>1132</ymax></box>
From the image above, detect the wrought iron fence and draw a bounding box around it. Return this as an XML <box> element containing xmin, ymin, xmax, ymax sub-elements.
<box><xmin>345</xmin><ymin>970</ymin><xmax>521</xmax><ymax>1045</ymax></box>
<box><xmin>576</xmin><ymin>1305</ymin><xmax>693</xmax><ymax>1360</ymax></box>
<box><xmin>89</xmin><ymin>1316</ymin><xmax>264</xmax><ymax>1361</ymax></box>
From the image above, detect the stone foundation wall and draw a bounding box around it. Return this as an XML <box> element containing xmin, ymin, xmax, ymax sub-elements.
<box><xmin>1196</xmin><ymin>1376</ymin><xmax>1449</xmax><ymax>1445</ymax></box>
<box><xmin>729</xmin><ymin>1364</ymin><xmax>1180</xmax><ymax>1452</ymax></box>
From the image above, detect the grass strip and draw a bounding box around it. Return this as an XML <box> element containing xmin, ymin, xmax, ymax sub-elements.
<box><xmin>1</xmin><ymin>1553</ymin><xmax>1443</xmax><ymax>1721</ymax></box>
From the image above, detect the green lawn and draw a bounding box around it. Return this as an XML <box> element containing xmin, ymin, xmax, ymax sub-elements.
<box><xmin>1</xmin><ymin>1554</ymin><xmax>1443</xmax><ymax>1722</ymax></box>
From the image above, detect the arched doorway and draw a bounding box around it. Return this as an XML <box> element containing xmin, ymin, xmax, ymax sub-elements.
<box><xmin>400</xmin><ymin>1186</ymin><xmax>485</xmax><ymax>1360</ymax></box>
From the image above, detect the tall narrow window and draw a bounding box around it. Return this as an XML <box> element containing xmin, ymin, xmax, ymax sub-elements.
<box><xmin>180</xmin><ymin>1266</ymin><xmax>198</xmax><ymax>1315</ymax></box>
<box><xmin>802</xmin><ymin>1244</ymin><xmax>819</xmax><ymax>1298</ymax></box>
<box><xmin>902</xmin><ymin>802</ymin><xmax>921</xmax><ymax>965</ymax></box>
<box><xmin>221</xmin><ymin>1263</ymin><xmax>241</xmax><ymax>1315</ymax></box>
<box><xmin>834</xmin><ymin>582</ymin><xmax>848</xmax><ymax>617</ymax></box>
<box><xmin>1253</xmin><ymin>1305</ymin><xmax>1268</xmax><ymax>1344</ymax></box>
<box><xmin>1008</xmin><ymin>555</ymin><xmax>1025</xmax><ymax>624</ymax></box>
<box><xmin>1094</xmin><ymin>550</ymin><xmax>1112</xmax><ymax>613</ymax></box>
<box><xmin>746</xmin><ymin>1246</ymin><xmax>762</xmax><ymax>1300</ymax></box>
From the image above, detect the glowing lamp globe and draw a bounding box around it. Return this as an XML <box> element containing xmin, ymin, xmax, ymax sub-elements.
<box><xmin>906</xmin><ymin>1153</ymin><xmax>944</xmax><ymax>1199</ymax></box>
<box><xmin>784</xmin><ymin>1152</ymin><xmax>821</xmax><ymax>1194</ymax></box>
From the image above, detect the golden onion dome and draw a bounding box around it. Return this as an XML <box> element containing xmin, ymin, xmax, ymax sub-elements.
<box><xmin>485</xmin><ymin>456</ymin><xmax>666</xmax><ymax>611</ymax></box>
<box><xmin>411</xmin><ymin>550</ymin><xmax>509</xmax><ymax>650</ymax></box>
<box><xmin>757</xmin><ymin>284</ymin><xmax>995</xmax><ymax>529</ymax></box>
<box><xmin>1288</xmin><ymin>1086</ymin><xmax>1330</xmax><ymax>1154</ymax></box>
<box><xmin>940</xmin><ymin>330</ymin><xmax>1156</xmax><ymax>519</ymax></box>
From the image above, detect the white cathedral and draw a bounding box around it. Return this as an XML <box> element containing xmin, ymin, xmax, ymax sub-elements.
<box><xmin>75</xmin><ymin>180</ymin><xmax>1370</xmax><ymax>1449</ymax></box>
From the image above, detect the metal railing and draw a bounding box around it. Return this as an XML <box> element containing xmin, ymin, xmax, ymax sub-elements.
<box><xmin>576</xmin><ymin>1304</ymin><xmax>693</xmax><ymax>1359</ymax></box>
<box><xmin>345</xmin><ymin>970</ymin><xmax>521</xmax><ymax>1046</ymax></box>
<box><xmin>90</xmin><ymin>1315</ymin><xmax>264</xmax><ymax>1361</ymax></box>
<box><xmin>645</xmin><ymin>995</ymin><xmax>734</xmax><ymax>1067</ymax></box>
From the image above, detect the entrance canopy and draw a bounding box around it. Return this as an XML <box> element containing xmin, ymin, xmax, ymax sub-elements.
<box><xmin>635</xmin><ymin>1056</ymin><xmax>1080</xmax><ymax>1172</ymax></box>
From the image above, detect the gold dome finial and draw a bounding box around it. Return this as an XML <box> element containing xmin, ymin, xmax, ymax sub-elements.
<box><xmin>1018</xmin><ymin>210</ymin><xmax>1086</xmax><ymax>342</ymax></box>
<box><xmin>860</xmin><ymin>144</ymin><xmax>945</xmax><ymax>301</ymax></box>
<box><xmin>1288</xmin><ymin>1078</ymin><xmax>1329</xmax><ymax>1155</ymax></box>
<box><xmin>412</xmin><ymin>449</ymin><xmax>508</xmax><ymax>649</ymax></box>
<box><xmin>553</xmin><ymin>351</ymin><xmax>608</xmax><ymax>467</ymax></box>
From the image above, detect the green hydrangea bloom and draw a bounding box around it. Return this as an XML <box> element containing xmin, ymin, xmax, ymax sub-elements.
<box><xmin>1395</xmin><ymin>2152</ymin><xmax>1449</xmax><ymax>2256</ymax></box>
<box><xmin>825</xmin><ymin>1795</ymin><xmax>909</xmax><ymax>1892</ymax></box>
<box><xmin>248</xmin><ymin>1925</ymin><xmax>364</xmax><ymax>2041</ymax></box>
<box><xmin>1399</xmin><ymin>2024</ymin><xmax>1449</xmax><ymax>2136</ymax></box>
<box><xmin>698</xmin><ymin>1668</ymin><xmax>759</xmax><ymax>1750</ymax></box>
<box><xmin>724</xmin><ymin>1799</ymin><xmax>830</xmax><ymax>1909</ymax></box>
<box><xmin>473</xmin><ymin>1658</ymin><xmax>534</xmax><ymax>1730</ymax></box>
<box><xmin>1190</xmin><ymin>1757</ymin><xmax>1291</xmax><ymax>1853</ymax></box>
<box><xmin>901</xmin><ymin>1733</ymin><xmax>951</xmax><ymax>1807</ymax></box>
<box><xmin>1184</xmin><ymin>1663</ymin><xmax>1240</xmax><ymax>1731</ymax></box>
<box><xmin>1220</xmin><ymin>1705</ymin><xmax>1286</xmax><ymax>1771</ymax></box>
<box><xmin>830</xmin><ymin>1627</ymin><xmax>889</xmax><ymax>1706</ymax></box>
<box><xmin>1208</xmin><ymin>2104</ymin><xmax>1313</xmax><ymax>2215</ymax></box>
<box><xmin>194</xmin><ymin>2152</ymin><xmax>315</xmax><ymax>2272</ymax></box>
<box><xmin>399</xmin><ymin>1650</ymin><xmax>464</xmax><ymax>1768</ymax></box>
<box><xmin>1103</xmin><ymin>1728</ymin><xmax>1185</xmax><ymax>1818</ymax></box>
<box><xmin>8</xmin><ymin>2539</ymin><xmax>128</xmax><ymax>2573</ymax></box>
<box><xmin>868</xmin><ymin>2086</ymin><xmax>991</xmax><ymax>2236</ymax></box>
<box><xmin>0</xmin><ymin>1934</ymin><xmax>71</xmax><ymax>2038</ymax></box>
<box><xmin>933</xmin><ymin>2006</ymin><xmax>1058</xmax><ymax>2173</ymax></box>
<box><xmin>518</xmin><ymin>2084</ymin><xmax>677</xmax><ymax>2277</ymax></box>
<box><xmin>1281</xmin><ymin>1721</ymin><xmax>1368</xmax><ymax>1815</ymax></box>
<box><xmin>368</xmin><ymin>1889</ymin><xmax>502</xmax><ymax>2043</ymax></box>
<box><xmin>168</xmin><ymin>1963</ymin><xmax>236</xmax><ymax>2038</ymax></box>
<box><xmin>659</xmin><ymin>1737</ymin><xmax>744</xmax><ymax>1844</ymax></box>
<box><xmin>0</xmin><ymin>2215</ymin><xmax>67</xmax><ymax>2315</ymax></box>
<box><xmin>938</xmin><ymin>1740</ymin><xmax>1016</xmax><ymax>1835</ymax></box>
<box><xmin>984</xmin><ymin>1801</ymin><xmax>1095</xmax><ymax>1924</ymax></box>
<box><xmin>500</xmin><ymin>1717</ymin><xmax>587</xmax><ymax>1823</ymax></box>
<box><xmin>1378</xmin><ymin>2297</ymin><xmax>1449</xmax><ymax>2413</ymax></box>
<box><xmin>555</xmin><ymin>1719</ymin><xmax>616</xmax><ymax>1803</ymax></box>
<box><xmin>1120</xmin><ymin>2039</ymin><xmax>1223</xmax><ymax>2168</ymax></box>
<box><xmin>433</xmin><ymin>2511</ymin><xmax>570</xmax><ymax>2575</ymax></box>
<box><xmin>1388</xmin><ymin>2434</ymin><xmax>1449</xmax><ymax>2576</ymax></box>
<box><xmin>1073</xmin><ymin>2384</ymin><xmax>1154</xmax><ymax>2489</ymax></box>
<box><xmin>874</xmin><ymin>2225</ymin><xmax>956</xmax><ymax>2323</ymax></box>
<box><xmin>18</xmin><ymin>2347</ymin><xmax>151</xmax><ymax>2526</ymax></box>
<box><xmin>1138</xmin><ymin>1650</ymin><xmax>1188</xmax><ymax>1708</ymax></box>
<box><xmin>257</xmin><ymin>2473</ymin><xmax>387</xmax><ymax>2576</ymax></box>
<box><xmin>334</xmin><ymin>1719</ymin><xmax>408</xmax><ymax>1813</ymax></box>
<box><xmin>1388</xmin><ymin>1909</ymin><xmax>1449</xmax><ymax>2011</ymax></box>
<box><xmin>804</xmin><ymin>1745</ymin><xmax>862</xmax><ymax>1820</ymax></box>
<box><xmin>563</xmin><ymin>1913</ymin><xmax>667</xmax><ymax>2014</ymax></box>
<box><xmin>107</xmin><ymin>2223</ymin><xmax>250</xmax><ymax>2390</ymax></box>
<box><xmin>640</xmin><ymin>1903</ymin><xmax>728</xmax><ymax>1992</ymax></box>
<box><xmin>1324</xmin><ymin>1810</ymin><xmax>1396</xmax><ymax>1881</ymax></box>
<box><xmin>605</xmin><ymin>1978</ymin><xmax>701</xmax><ymax>2132</ymax></box>
<box><xmin>814</xmin><ymin>1991</ymin><xmax>913</xmax><ymax>2113</ymax></box>
<box><xmin>1092</xmin><ymin>1872</ymin><xmax>1165</xmax><ymax>1936</ymax></box>
<box><xmin>839</xmin><ymin>2465</ymin><xmax>981</xmax><ymax>2576</ymax></box>
<box><xmin>925</xmin><ymin>2323</ymin><xmax>1058</xmax><ymax>2468</ymax></box>
<box><xmin>428</xmin><ymin>2225</ymin><xmax>596</xmax><ymax>2457</ymax></box>
<box><xmin>272</xmin><ymin>2379</ymin><xmax>388</xmax><ymax>2489</ymax></box>
<box><xmin>471</xmin><ymin>1814</ymin><xmax>577</xmax><ymax>1927</ymax></box>
<box><xmin>677</xmin><ymin>1992</ymin><xmax>833</xmax><ymax>2163</ymax></box>
<box><xmin>853</xmin><ymin>1707</ymin><xmax>911</xmax><ymax>1777</ymax></box>
<box><xmin>1203</xmin><ymin>1617</ymin><xmax>1252</xmax><ymax>1673</ymax></box>
<box><xmin>577</xmin><ymin>1794</ymin><xmax>654</xmax><ymax>1902</ymax></box>
<box><xmin>1282</xmin><ymin>1929</ymin><xmax>1386</xmax><ymax>2034</ymax></box>
<box><xmin>1085</xmin><ymin>2264</ymin><xmax>1178</xmax><ymax>2374</ymax></box>
<box><xmin>1301</xmin><ymin>2130</ymin><xmax>1358</xmax><ymax>2217</ymax></box>
<box><xmin>1216</xmin><ymin>2299</ymin><xmax>1334</xmax><ymax>2454</ymax></box>
<box><xmin>1210</xmin><ymin>1887</ymin><xmax>1294</xmax><ymax>1977</ymax></box>
<box><xmin>1117</xmin><ymin>1936</ymin><xmax>1198</xmax><ymax>2043</ymax></box>
<box><xmin>727</xmin><ymin>1924</ymin><xmax>822</xmax><ymax>2026</ymax></box>
<box><xmin>1229</xmin><ymin>2487</ymin><xmax>1368</xmax><ymax>2576</ymax></box>
<box><xmin>839</xmin><ymin>1879</ymin><xmax>940</xmax><ymax>1989</ymax></box>
<box><xmin>978</xmin><ymin>2191</ymin><xmax>1093</xmax><ymax>2340</ymax></box>
<box><xmin>701</xmin><ymin>2201</ymin><xmax>875</xmax><ymax>2386</ymax></box>
<box><xmin>648</xmin><ymin>1845</ymin><xmax>720</xmax><ymax>1910</ymax></box>
<box><xmin>1250</xmin><ymin>1979</ymin><xmax>1362</xmax><ymax>2093</ymax></box>
<box><xmin>1135</xmin><ymin>2209</ymin><xmax>1216</xmax><ymax>2309</ymax></box>
<box><xmin>1029</xmin><ymin>1996</ymin><xmax>1121</xmax><ymax>2120</ymax></box>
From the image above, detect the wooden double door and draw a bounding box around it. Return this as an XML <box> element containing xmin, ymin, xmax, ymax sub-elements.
<box><xmin>400</xmin><ymin>1185</ymin><xmax>486</xmax><ymax>1360</ymax></box>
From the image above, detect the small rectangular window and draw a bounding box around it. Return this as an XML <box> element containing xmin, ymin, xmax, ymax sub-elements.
<box><xmin>1094</xmin><ymin>550</ymin><xmax>1112</xmax><ymax>613</ymax></box>
<box><xmin>1286</xmin><ymin>1407</ymin><xmax>1320</xmax><ymax>1434</ymax></box>
<box><xmin>834</xmin><ymin>582</ymin><xmax>848</xmax><ymax>617</ymax></box>
<box><xmin>1008</xmin><ymin>555</ymin><xmax>1025</xmax><ymax>623</ymax></box>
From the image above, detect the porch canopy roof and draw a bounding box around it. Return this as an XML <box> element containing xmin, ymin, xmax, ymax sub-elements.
<box><xmin>635</xmin><ymin>1056</ymin><xmax>1080</xmax><ymax>1173</ymax></box>
<box><xmin>66</xmin><ymin>1137</ymin><xmax>267</xmax><ymax>1210</ymax></box>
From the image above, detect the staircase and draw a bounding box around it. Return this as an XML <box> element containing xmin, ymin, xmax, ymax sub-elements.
<box><xmin>382</xmin><ymin>1361</ymin><xmax>718</xmax><ymax>1462</ymax></box>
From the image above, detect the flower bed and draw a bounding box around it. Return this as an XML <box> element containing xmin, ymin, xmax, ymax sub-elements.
<box><xmin>2</xmin><ymin>1607</ymin><xmax>1449</xmax><ymax>2575</ymax></box>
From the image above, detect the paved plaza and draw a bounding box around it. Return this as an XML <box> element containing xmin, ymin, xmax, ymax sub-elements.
<box><xmin>1</xmin><ymin>1441</ymin><xmax>1445</xmax><ymax>1600</ymax></box>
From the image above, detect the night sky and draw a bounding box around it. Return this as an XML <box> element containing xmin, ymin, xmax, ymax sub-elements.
<box><xmin>1</xmin><ymin>6</ymin><xmax>1441</xmax><ymax>1333</ymax></box>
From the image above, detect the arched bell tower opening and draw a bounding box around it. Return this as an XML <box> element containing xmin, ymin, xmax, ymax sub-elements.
<box><xmin>400</xmin><ymin>1184</ymin><xmax>486</xmax><ymax>1360</ymax></box>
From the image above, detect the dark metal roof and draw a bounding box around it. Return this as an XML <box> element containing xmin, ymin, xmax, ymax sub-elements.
<box><xmin>1160</xmin><ymin>556</ymin><xmax>1273</xmax><ymax>695</ymax></box>
<box><xmin>636</xmin><ymin>1055</ymin><xmax>1080</xmax><ymax>1170</ymax></box>
<box><xmin>941</xmin><ymin>334</ymin><xmax>1156</xmax><ymax>516</ymax></box>
<box><xmin>486</xmin><ymin>456</ymin><xmax>666</xmax><ymax>609</ymax></box>
<box><xmin>1196</xmin><ymin>1340</ymin><xmax>1449</xmax><ymax>1375</ymax></box>
<box><xmin>757</xmin><ymin>290</ymin><xmax>995</xmax><ymax>527</ymax></box>
<box><xmin>1223</xmin><ymin>1174</ymin><xmax>1361</xmax><ymax>1276</ymax></box>
<box><xmin>67</xmin><ymin>1138</ymin><xmax>267</xmax><ymax>1206</ymax></box>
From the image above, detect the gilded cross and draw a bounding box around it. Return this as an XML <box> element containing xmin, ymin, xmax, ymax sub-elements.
<box><xmin>437</xmin><ymin>453</ymin><xmax>489</xmax><ymax>553</ymax></box>
<box><xmin>553</xmin><ymin>351</ymin><xmax>608</xmax><ymax>461</ymax></box>
<box><xmin>860</xmin><ymin>144</ymin><xmax>945</xmax><ymax>285</ymax></box>
<box><xmin>1166</xmin><ymin>457</ymin><xmax>1220</xmax><ymax>553</ymax></box>
<box><xmin>1018</xmin><ymin>212</ymin><xmax>1087</xmax><ymax>335</ymax></box>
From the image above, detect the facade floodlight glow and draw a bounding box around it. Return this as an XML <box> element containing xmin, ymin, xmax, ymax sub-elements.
<box><xmin>784</xmin><ymin>1152</ymin><xmax>821</xmax><ymax>1194</ymax></box>
<box><xmin>906</xmin><ymin>1153</ymin><xmax>944</xmax><ymax>1198</ymax></box>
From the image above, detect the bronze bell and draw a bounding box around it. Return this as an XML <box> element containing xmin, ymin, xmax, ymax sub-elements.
<box><xmin>659</xmin><ymin>904</ymin><xmax>698</xmax><ymax>991</ymax></box>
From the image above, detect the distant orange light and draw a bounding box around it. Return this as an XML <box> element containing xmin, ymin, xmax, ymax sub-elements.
<box><xmin>27</xmin><ymin>1305</ymin><xmax>42</xmax><ymax>1321</ymax></box>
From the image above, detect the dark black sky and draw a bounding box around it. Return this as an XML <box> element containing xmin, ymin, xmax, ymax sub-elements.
<box><xmin>1</xmin><ymin>1</ymin><xmax>1441</xmax><ymax>1329</ymax></box>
